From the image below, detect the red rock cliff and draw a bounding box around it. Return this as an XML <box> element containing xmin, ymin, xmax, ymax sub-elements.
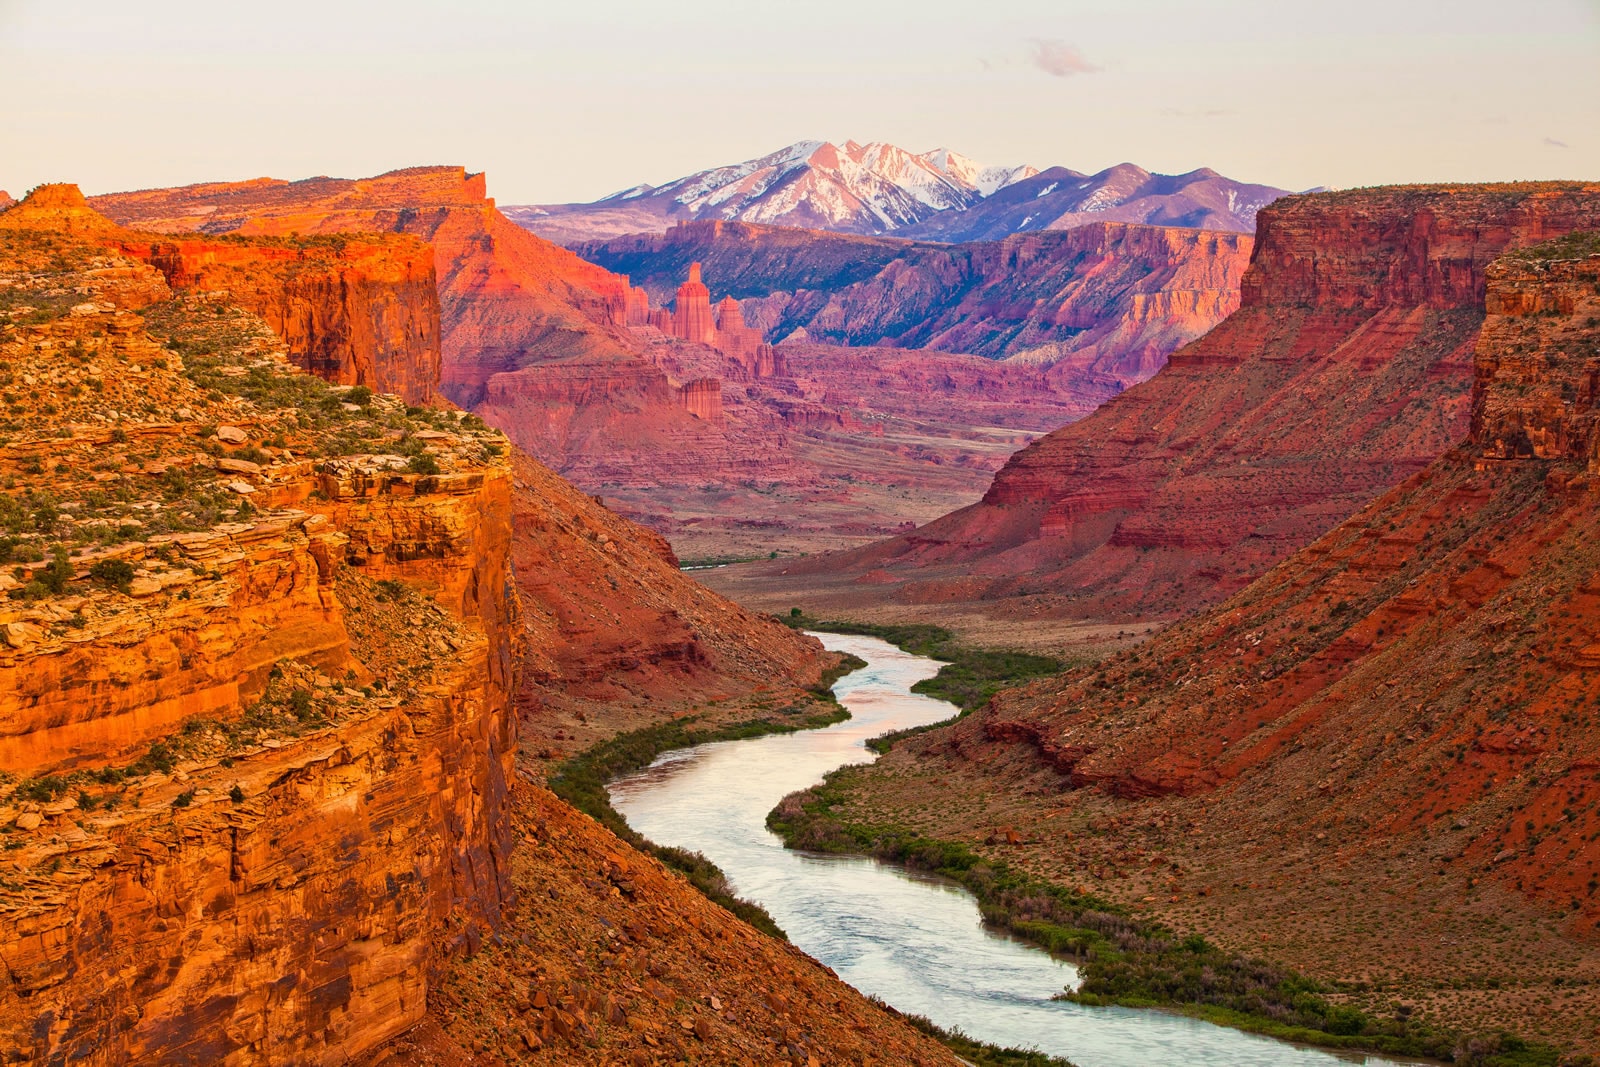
<box><xmin>122</xmin><ymin>234</ymin><xmax>442</xmax><ymax>404</ymax></box>
<box><xmin>0</xmin><ymin>191</ymin><xmax>519</xmax><ymax>1064</ymax></box>
<box><xmin>764</xmin><ymin>182</ymin><xmax>1600</xmax><ymax>625</ymax></box>
<box><xmin>578</xmin><ymin>217</ymin><xmax>1252</xmax><ymax>390</ymax></box>
<box><xmin>672</xmin><ymin>261</ymin><xmax>716</xmax><ymax>344</ymax></box>
<box><xmin>845</xmin><ymin>235</ymin><xmax>1600</xmax><ymax>1055</ymax></box>
<box><xmin>92</xmin><ymin>167</ymin><xmax>639</xmax><ymax>410</ymax></box>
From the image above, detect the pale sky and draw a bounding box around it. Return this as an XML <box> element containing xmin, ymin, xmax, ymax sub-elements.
<box><xmin>2</xmin><ymin>0</ymin><xmax>1597</xmax><ymax>205</ymax></box>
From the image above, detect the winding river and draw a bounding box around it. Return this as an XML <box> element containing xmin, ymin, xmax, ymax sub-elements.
<box><xmin>609</xmin><ymin>633</ymin><xmax>1426</xmax><ymax>1067</ymax></box>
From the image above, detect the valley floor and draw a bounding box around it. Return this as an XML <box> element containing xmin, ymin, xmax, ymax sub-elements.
<box><xmin>699</xmin><ymin>560</ymin><xmax>1162</xmax><ymax>658</ymax></box>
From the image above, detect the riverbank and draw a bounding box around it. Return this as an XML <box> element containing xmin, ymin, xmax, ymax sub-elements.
<box><xmin>773</xmin><ymin>625</ymin><xmax>1576</xmax><ymax>1067</ymax></box>
<box><xmin>548</xmin><ymin>643</ymin><xmax>1080</xmax><ymax>1067</ymax></box>
<box><xmin>547</xmin><ymin>653</ymin><xmax>864</xmax><ymax>937</ymax></box>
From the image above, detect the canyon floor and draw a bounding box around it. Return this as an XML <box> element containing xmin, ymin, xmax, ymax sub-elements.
<box><xmin>697</xmin><ymin>559</ymin><xmax>1159</xmax><ymax>657</ymax></box>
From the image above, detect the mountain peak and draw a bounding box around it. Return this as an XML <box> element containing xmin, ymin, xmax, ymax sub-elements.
<box><xmin>504</xmin><ymin>143</ymin><xmax>1287</xmax><ymax>245</ymax></box>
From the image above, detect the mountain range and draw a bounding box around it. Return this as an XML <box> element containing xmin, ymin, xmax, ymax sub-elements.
<box><xmin>506</xmin><ymin>139</ymin><xmax>1290</xmax><ymax>244</ymax></box>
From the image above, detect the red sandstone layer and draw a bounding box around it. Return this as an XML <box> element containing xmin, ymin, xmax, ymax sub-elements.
<box><xmin>0</xmin><ymin>187</ymin><xmax>836</xmax><ymax>1065</ymax></box>
<box><xmin>719</xmin><ymin>182</ymin><xmax>1600</xmax><ymax>628</ymax></box>
<box><xmin>580</xmin><ymin>218</ymin><xmax>1252</xmax><ymax>389</ymax></box>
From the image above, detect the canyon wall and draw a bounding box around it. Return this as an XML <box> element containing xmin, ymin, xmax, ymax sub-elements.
<box><xmin>120</xmin><ymin>234</ymin><xmax>442</xmax><ymax>404</ymax></box>
<box><xmin>867</xmin><ymin>235</ymin><xmax>1600</xmax><ymax>1049</ymax></box>
<box><xmin>579</xmin><ymin>218</ymin><xmax>1253</xmax><ymax>389</ymax></box>
<box><xmin>0</xmin><ymin>189</ymin><xmax>520</xmax><ymax>1064</ymax></box>
<box><xmin>724</xmin><ymin>183</ymin><xmax>1600</xmax><ymax>629</ymax></box>
<box><xmin>0</xmin><ymin>185</ymin><xmax>949</xmax><ymax>1065</ymax></box>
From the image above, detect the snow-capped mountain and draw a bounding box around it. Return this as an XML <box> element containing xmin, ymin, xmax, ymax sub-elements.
<box><xmin>504</xmin><ymin>140</ymin><xmax>1039</xmax><ymax>244</ymax></box>
<box><xmin>503</xmin><ymin>141</ymin><xmax>1287</xmax><ymax>245</ymax></box>
<box><xmin>897</xmin><ymin>163</ymin><xmax>1291</xmax><ymax>241</ymax></box>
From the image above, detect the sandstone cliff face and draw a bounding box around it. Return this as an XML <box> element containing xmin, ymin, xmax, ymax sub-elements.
<box><xmin>742</xmin><ymin>183</ymin><xmax>1600</xmax><ymax>628</ymax></box>
<box><xmin>120</xmin><ymin>234</ymin><xmax>442</xmax><ymax>404</ymax></box>
<box><xmin>849</xmin><ymin>236</ymin><xmax>1600</xmax><ymax>1053</ymax></box>
<box><xmin>87</xmin><ymin>169</ymin><xmax>1123</xmax><ymax>559</ymax></box>
<box><xmin>0</xmin><ymin>185</ymin><xmax>861</xmax><ymax>1065</ymax></box>
<box><xmin>90</xmin><ymin>171</ymin><xmax>816</xmax><ymax>514</ymax></box>
<box><xmin>92</xmin><ymin>167</ymin><xmax>637</xmax><ymax>411</ymax></box>
<box><xmin>1473</xmin><ymin>233</ymin><xmax>1600</xmax><ymax>468</ymax></box>
<box><xmin>579</xmin><ymin>218</ymin><xmax>1252</xmax><ymax>390</ymax></box>
<box><xmin>0</xmin><ymin>190</ymin><xmax>519</xmax><ymax>1065</ymax></box>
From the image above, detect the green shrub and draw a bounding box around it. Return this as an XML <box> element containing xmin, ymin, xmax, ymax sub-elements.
<box><xmin>89</xmin><ymin>557</ymin><xmax>135</xmax><ymax>593</ymax></box>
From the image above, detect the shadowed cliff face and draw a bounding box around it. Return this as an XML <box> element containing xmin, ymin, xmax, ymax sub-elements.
<box><xmin>119</xmin><ymin>234</ymin><xmax>443</xmax><ymax>404</ymax></box>
<box><xmin>579</xmin><ymin>218</ymin><xmax>1253</xmax><ymax>389</ymax></box>
<box><xmin>710</xmin><ymin>183</ymin><xmax>1600</xmax><ymax>632</ymax></box>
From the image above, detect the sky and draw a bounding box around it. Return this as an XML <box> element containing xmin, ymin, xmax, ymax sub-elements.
<box><xmin>2</xmin><ymin>0</ymin><xmax>1597</xmax><ymax>205</ymax></box>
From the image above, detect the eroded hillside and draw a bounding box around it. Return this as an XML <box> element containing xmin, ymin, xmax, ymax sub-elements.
<box><xmin>709</xmin><ymin>182</ymin><xmax>1600</xmax><ymax>648</ymax></box>
<box><xmin>797</xmin><ymin>233</ymin><xmax>1600</xmax><ymax>1054</ymax></box>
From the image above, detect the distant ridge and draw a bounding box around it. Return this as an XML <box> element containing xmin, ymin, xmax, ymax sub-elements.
<box><xmin>504</xmin><ymin>140</ymin><xmax>1289</xmax><ymax>244</ymax></box>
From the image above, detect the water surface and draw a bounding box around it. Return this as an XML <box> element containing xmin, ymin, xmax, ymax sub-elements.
<box><xmin>610</xmin><ymin>633</ymin><xmax>1424</xmax><ymax>1067</ymax></box>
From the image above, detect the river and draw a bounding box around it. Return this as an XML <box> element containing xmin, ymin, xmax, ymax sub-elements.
<box><xmin>608</xmin><ymin>632</ymin><xmax>1427</xmax><ymax>1067</ymax></box>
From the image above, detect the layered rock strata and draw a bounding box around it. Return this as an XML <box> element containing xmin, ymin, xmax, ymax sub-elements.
<box><xmin>578</xmin><ymin>217</ymin><xmax>1252</xmax><ymax>387</ymax></box>
<box><xmin>806</xmin><ymin>234</ymin><xmax>1600</xmax><ymax>1053</ymax></box>
<box><xmin>0</xmin><ymin>189</ymin><xmax>518</xmax><ymax>1063</ymax></box>
<box><xmin>719</xmin><ymin>183</ymin><xmax>1600</xmax><ymax>629</ymax></box>
<box><xmin>121</xmin><ymin>233</ymin><xmax>442</xmax><ymax>404</ymax></box>
<box><xmin>1</xmin><ymin>183</ymin><xmax>872</xmax><ymax>1065</ymax></box>
<box><xmin>89</xmin><ymin>168</ymin><xmax>1161</xmax><ymax>558</ymax></box>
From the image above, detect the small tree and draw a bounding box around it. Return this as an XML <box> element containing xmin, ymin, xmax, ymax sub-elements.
<box><xmin>89</xmin><ymin>558</ymin><xmax>135</xmax><ymax>594</ymax></box>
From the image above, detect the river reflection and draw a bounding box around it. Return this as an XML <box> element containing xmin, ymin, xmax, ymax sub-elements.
<box><xmin>609</xmin><ymin>633</ymin><xmax>1426</xmax><ymax>1067</ymax></box>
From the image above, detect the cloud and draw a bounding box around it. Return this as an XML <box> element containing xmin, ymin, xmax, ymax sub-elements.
<box><xmin>1031</xmin><ymin>40</ymin><xmax>1100</xmax><ymax>78</ymax></box>
<box><xmin>1544</xmin><ymin>136</ymin><xmax>1570</xmax><ymax>148</ymax></box>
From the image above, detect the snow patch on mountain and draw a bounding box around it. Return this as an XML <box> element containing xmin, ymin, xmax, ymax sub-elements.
<box><xmin>504</xmin><ymin>141</ymin><xmax>1294</xmax><ymax>244</ymax></box>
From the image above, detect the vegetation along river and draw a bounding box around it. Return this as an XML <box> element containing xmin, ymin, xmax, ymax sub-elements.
<box><xmin>609</xmin><ymin>633</ymin><xmax>1427</xmax><ymax>1067</ymax></box>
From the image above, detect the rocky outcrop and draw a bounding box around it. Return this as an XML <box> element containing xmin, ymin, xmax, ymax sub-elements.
<box><xmin>731</xmin><ymin>183</ymin><xmax>1600</xmax><ymax>626</ymax></box>
<box><xmin>120</xmin><ymin>234</ymin><xmax>441</xmax><ymax>404</ymax></box>
<box><xmin>579</xmin><ymin>218</ymin><xmax>1252</xmax><ymax>388</ymax></box>
<box><xmin>1472</xmin><ymin>233</ymin><xmax>1600</xmax><ymax>467</ymax></box>
<box><xmin>0</xmin><ymin>192</ymin><xmax>520</xmax><ymax>1064</ymax></box>
<box><xmin>672</xmin><ymin>261</ymin><xmax>716</xmax><ymax>344</ymax></box>
<box><xmin>92</xmin><ymin>166</ymin><xmax>637</xmax><ymax>410</ymax></box>
<box><xmin>678</xmin><ymin>377</ymin><xmax>724</xmax><ymax>423</ymax></box>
